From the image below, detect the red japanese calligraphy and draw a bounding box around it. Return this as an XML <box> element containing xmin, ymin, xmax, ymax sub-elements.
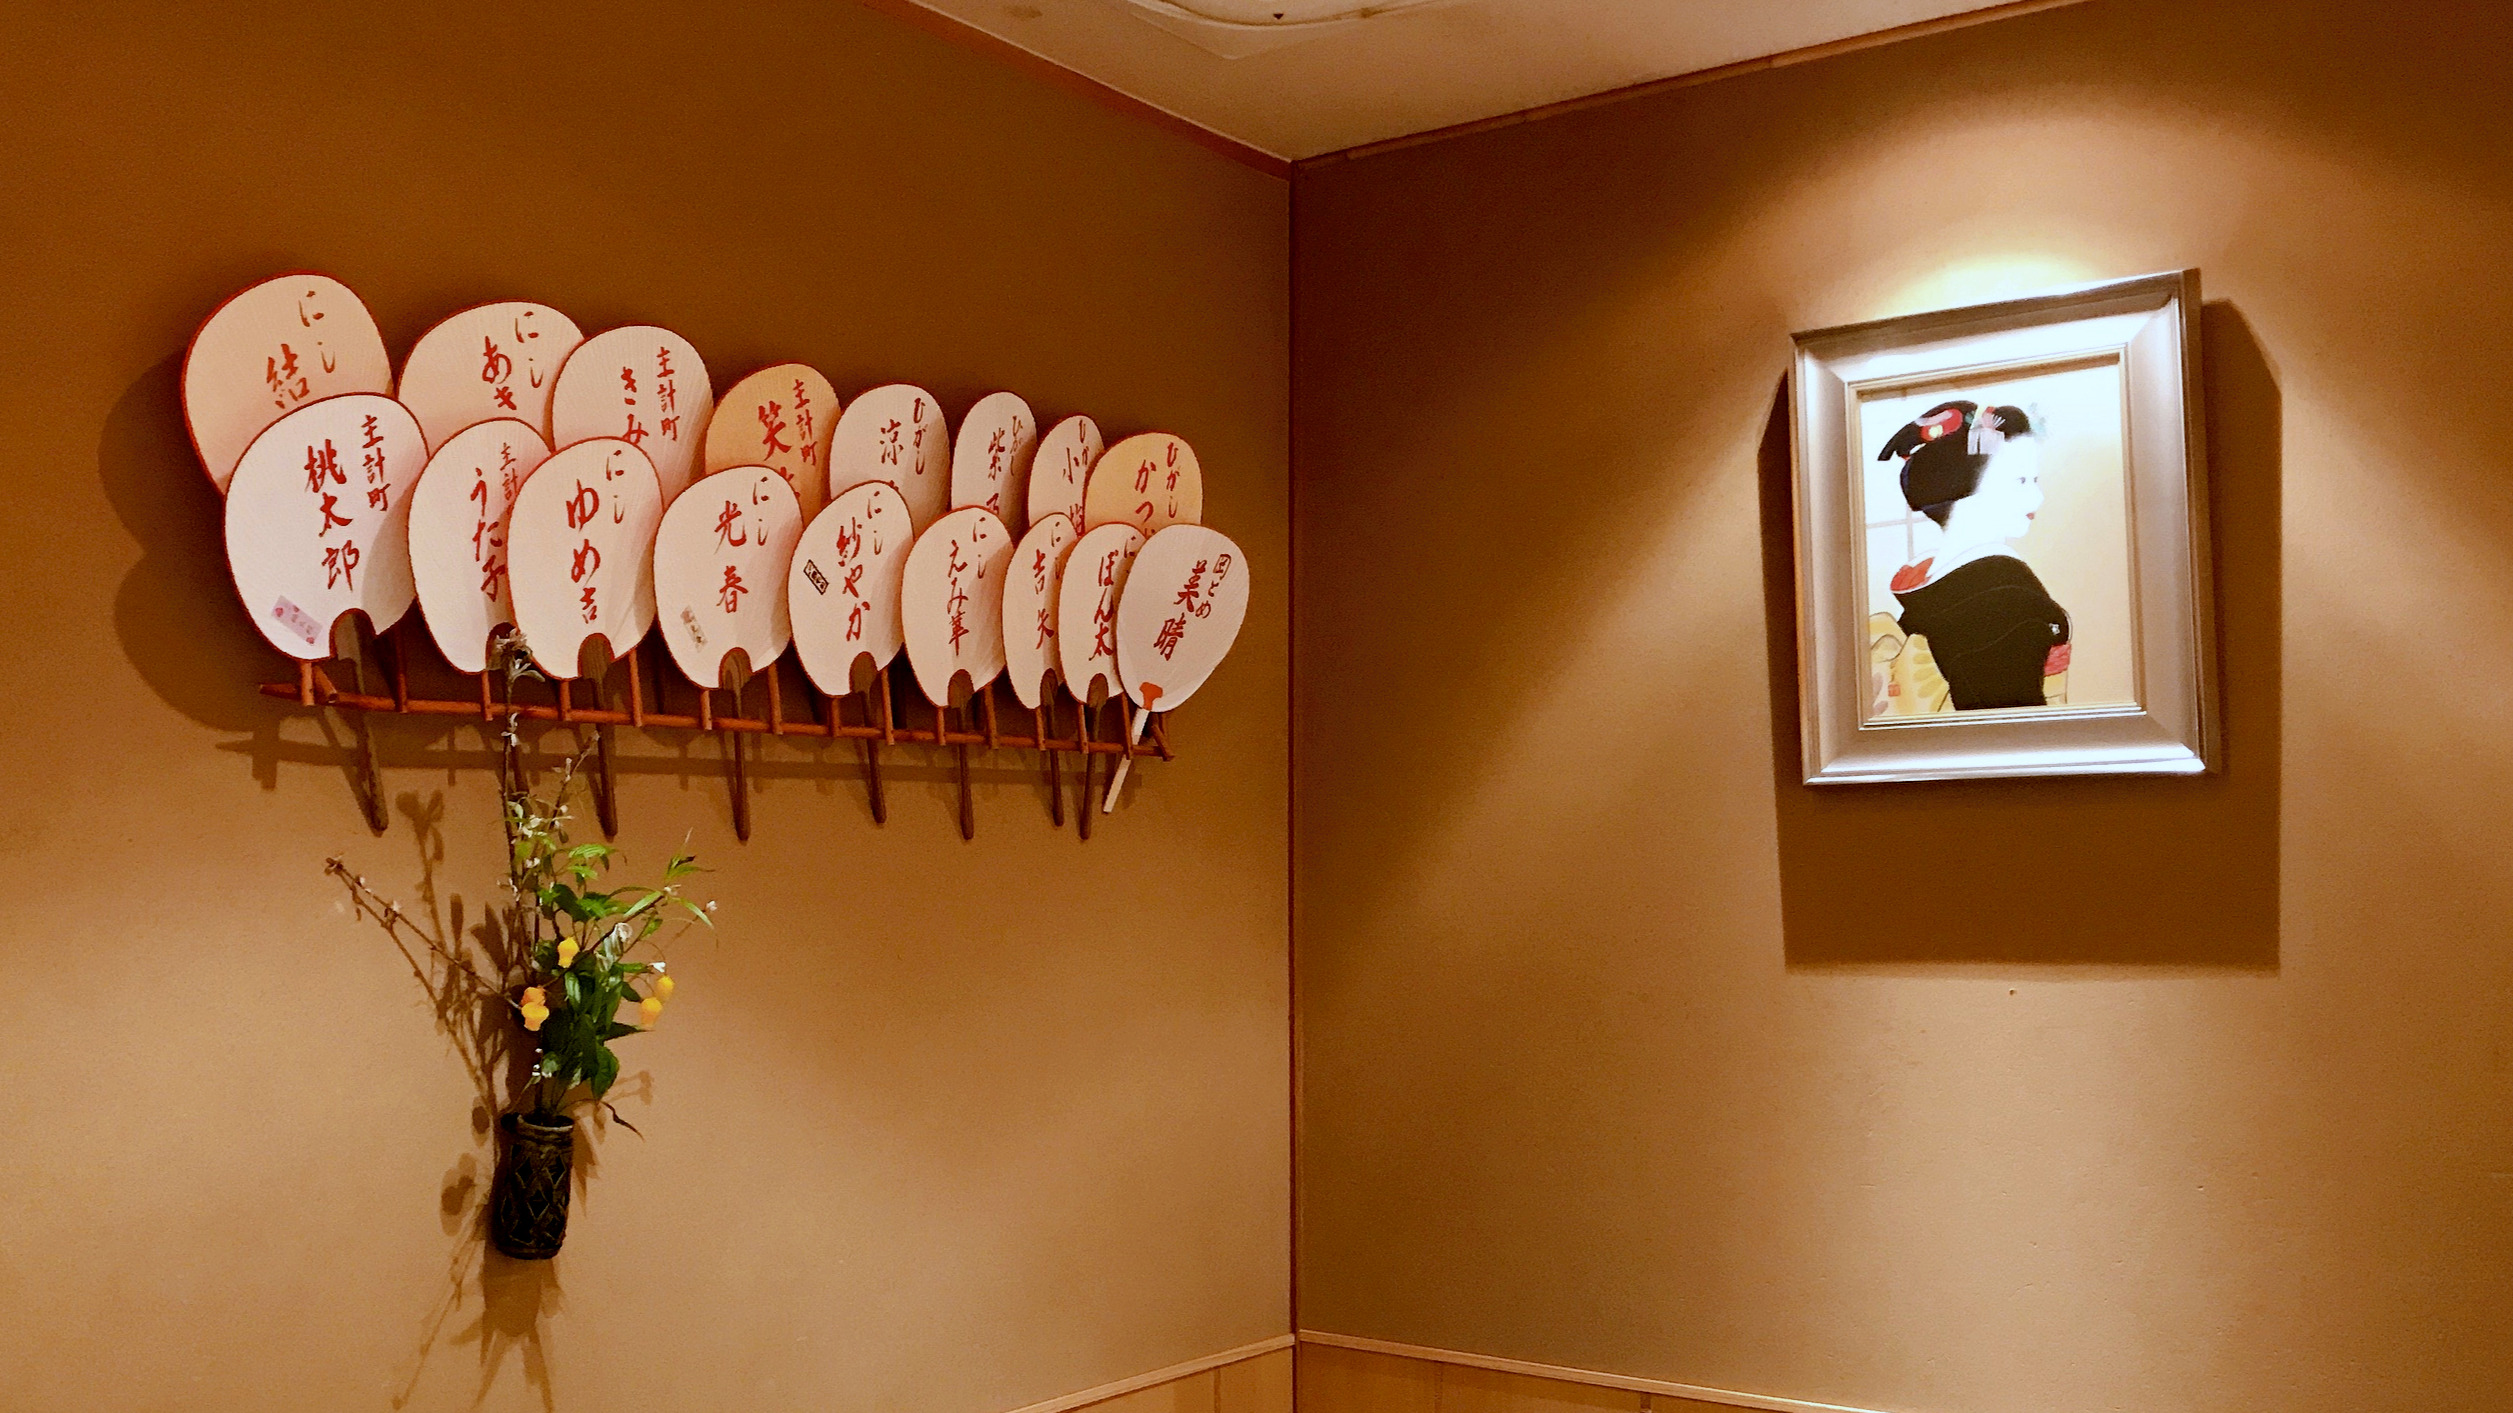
<box><xmin>358</xmin><ymin>413</ymin><xmax>390</xmax><ymax>513</ymax></box>
<box><xmin>945</xmin><ymin>538</ymin><xmax>971</xmax><ymax>654</ymax></box>
<box><xmin>1174</xmin><ymin>559</ymin><xmax>1210</xmax><ymax>618</ymax></box>
<box><xmin>790</xmin><ymin>379</ymin><xmax>815</xmax><ymax>450</ymax></box>
<box><xmin>469</xmin><ymin>472</ymin><xmax>506</xmax><ymax>596</ymax></box>
<box><xmin>758</xmin><ymin>400</ymin><xmax>791</xmax><ymax>459</ymax></box>
<box><xmin>304</xmin><ymin>438</ymin><xmax>343</xmax><ymax>493</ymax></box>
<box><xmin>1091</xmin><ymin>599</ymin><xmax>1118</xmax><ymax>660</ymax></box>
<box><xmin>268</xmin><ymin>344</ymin><xmax>308</xmax><ymax>409</ymax></box>
<box><xmin>574</xmin><ymin>534</ymin><xmax>602</xmax><ymax>624</ymax></box>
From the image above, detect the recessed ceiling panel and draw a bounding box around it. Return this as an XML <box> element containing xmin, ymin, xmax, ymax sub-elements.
<box><xmin>906</xmin><ymin>0</ymin><xmax>2047</xmax><ymax>160</ymax></box>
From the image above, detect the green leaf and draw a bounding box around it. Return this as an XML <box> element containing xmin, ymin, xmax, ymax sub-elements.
<box><xmin>602</xmin><ymin>1020</ymin><xmax>642</xmax><ymax>1041</ymax></box>
<box><xmin>561</xmin><ymin>970</ymin><xmax>584</xmax><ymax>1009</ymax></box>
<box><xmin>589</xmin><ymin>1044</ymin><xmax>621</xmax><ymax>1099</ymax></box>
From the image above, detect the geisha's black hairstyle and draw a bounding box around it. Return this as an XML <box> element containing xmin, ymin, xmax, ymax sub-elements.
<box><xmin>1878</xmin><ymin>400</ymin><xmax>2034</xmax><ymax>526</ymax></box>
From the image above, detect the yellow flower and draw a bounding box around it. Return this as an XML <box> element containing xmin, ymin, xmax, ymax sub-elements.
<box><xmin>639</xmin><ymin>996</ymin><xmax>664</xmax><ymax>1026</ymax></box>
<box><xmin>556</xmin><ymin>939</ymin><xmax>579</xmax><ymax>968</ymax></box>
<box><xmin>519</xmin><ymin>986</ymin><xmax>549</xmax><ymax>1033</ymax></box>
<box><xmin>653</xmin><ymin>974</ymin><xmax>676</xmax><ymax>1002</ymax></box>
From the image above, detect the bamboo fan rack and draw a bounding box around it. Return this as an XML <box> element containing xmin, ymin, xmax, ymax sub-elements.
<box><xmin>261</xmin><ymin>621</ymin><xmax>1171</xmax><ymax>844</ymax></box>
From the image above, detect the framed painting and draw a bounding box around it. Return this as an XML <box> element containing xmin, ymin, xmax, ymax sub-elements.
<box><xmin>1788</xmin><ymin>270</ymin><xmax>2216</xmax><ymax>784</ymax></box>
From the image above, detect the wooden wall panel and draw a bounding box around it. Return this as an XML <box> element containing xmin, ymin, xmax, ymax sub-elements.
<box><xmin>1087</xmin><ymin>1370</ymin><xmax>1219</xmax><ymax>1413</ymax></box>
<box><xmin>1217</xmin><ymin>1349</ymin><xmax>1297</xmax><ymax>1413</ymax></box>
<box><xmin>1065</xmin><ymin>1347</ymin><xmax>1291</xmax><ymax>1413</ymax></box>
<box><xmin>1294</xmin><ymin>1345</ymin><xmax>1697</xmax><ymax>1413</ymax></box>
<box><xmin>1297</xmin><ymin>1344</ymin><xmax>1441</xmax><ymax>1413</ymax></box>
<box><xmin>1439</xmin><ymin>1366</ymin><xmax>1644</xmax><ymax>1413</ymax></box>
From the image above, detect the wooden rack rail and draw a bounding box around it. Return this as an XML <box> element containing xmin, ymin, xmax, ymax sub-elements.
<box><xmin>263</xmin><ymin>624</ymin><xmax>1171</xmax><ymax>843</ymax></box>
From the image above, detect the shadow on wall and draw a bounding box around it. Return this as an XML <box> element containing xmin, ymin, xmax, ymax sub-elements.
<box><xmin>340</xmin><ymin>787</ymin><xmax>667</xmax><ymax>1412</ymax></box>
<box><xmin>103</xmin><ymin>352</ymin><xmax>292</xmax><ymax>735</ymax></box>
<box><xmin>1760</xmin><ymin>301</ymin><xmax>2282</xmax><ymax>968</ymax></box>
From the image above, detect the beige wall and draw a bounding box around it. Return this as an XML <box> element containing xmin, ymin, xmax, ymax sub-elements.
<box><xmin>1292</xmin><ymin>1</ymin><xmax>2511</xmax><ymax>1410</ymax></box>
<box><xmin>0</xmin><ymin>3</ymin><xmax>1287</xmax><ymax>1410</ymax></box>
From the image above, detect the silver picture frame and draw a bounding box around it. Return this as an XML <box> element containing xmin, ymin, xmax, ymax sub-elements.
<box><xmin>1789</xmin><ymin>271</ymin><xmax>2216</xmax><ymax>784</ymax></box>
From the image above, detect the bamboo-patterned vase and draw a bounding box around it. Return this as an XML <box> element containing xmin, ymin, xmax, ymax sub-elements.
<box><xmin>490</xmin><ymin>1112</ymin><xmax>575</xmax><ymax>1260</ymax></box>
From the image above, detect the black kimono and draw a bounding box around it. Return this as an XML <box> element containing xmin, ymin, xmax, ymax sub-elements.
<box><xmin>1892</xmin><ymin>555</ymin><xmax>2070</xmax><ymax>710</ymax></box>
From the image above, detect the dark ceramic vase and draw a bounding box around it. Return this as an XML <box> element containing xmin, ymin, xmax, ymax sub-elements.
<box><xmin>490</xmin><ymin>1112</ymin><xmax>575</xmax><ymax>1260</ymax></box>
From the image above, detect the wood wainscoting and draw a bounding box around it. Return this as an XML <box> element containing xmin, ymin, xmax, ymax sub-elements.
<box><xmin>1294</xmin><ymin>1335</ymin><xmax>1888</xmax><ymax>1413</ymax></box>
<box><xmin>997</xmin><ymin>1329</ymin><xmax>1892</xmax><ymax>1413</ymax></box>
<box><xmin>1022</xmin><ymin>1339</ymin><xmax>1296</xmax><ymax>1413</ymax></box>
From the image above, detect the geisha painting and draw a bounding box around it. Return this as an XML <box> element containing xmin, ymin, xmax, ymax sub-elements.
<box><xmin>1791</xmin><ymin>272</ymin><xmax>2214</xmax><ymax>783</ymax></box>
<box><xmin>1858</xmin><ymin>360</ymin><xmax>2134</xmax><ymax>722</ymax></box>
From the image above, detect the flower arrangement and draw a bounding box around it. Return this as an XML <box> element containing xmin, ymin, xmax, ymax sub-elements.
<box><xmin>498</xmin><ymin>736</ymin><xmax>709</xmax><ymax>1123</ymax></box>
<box><xmin>333</xmin><ymin>635</ymin><xmax>715</xmax><ymax>1258</ymax></box>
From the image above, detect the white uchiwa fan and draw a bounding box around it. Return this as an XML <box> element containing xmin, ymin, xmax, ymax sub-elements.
<box><xmin>1002</xmin><ymin>511</ymin><xmax>1080</xmax><ymax>827</ymax></box>
<box><xmin>650</xmin><ymin>465</ymin><xmax>803</xmax><ymax>842</ymax></box>
<box><xmin>185</xmin><ymin>272</ymin><xmax>394</xmax><ymax>494</ymax></box>
<box><xmin>950</xmin><ymin>390</ymin><xmax>1038</xmax><ymax>537</ymax></box>
<box><xmin>1083</xmin><ymin>431</ymin><xmax>1201</xmax><ymax>536</ymax></box>
<box><xmin>1028</xmin><ymin>414</ymin><xmax>1103</xmax><ymax>542</ymax></box>
<box><xmin>506</xmin><ymin>437</ymin><xmax>663</xmax><ymax>681</ymax></box>
<box><xmin>828</xmin><ymin>383</ymin><xmax>949</xmax><ymax>532</ymax></box>
<box><xmin>787</xmin><ymin>479</ymin><xmax>915</xmax><ymax>823</ymax></box>
<box><xmin>1103</xmin><ymin>524</ymin><xmax>1250</xmax><ymax>812</ymax></box>
<box><xmin>224</xmin><ymin>392</ymin><xmax>428</xmax><ymax>658</ymax></box>
<box><xmin>406</xmin><ymin>418</ymin><xmax>552</xmax><ymax>674</ymax></box>
<box><xmin>548</xmin><ymin>325</ymin><xmax>713</xmax><ymax>506</ymax></box>
<box><xmin>1054</xmin><ymin>520</ymin><xmax>1145</xmax><ymax>835</ymax></box>
<box><xmin>900</xmin><ymin>505</ymin><xmax>1012</xmax><ymax>838</ymax></box>
<box><xmin>396</xmin><ymin>301</ymin><xmax>582</xmax><ymax>451</ymax></box>
<box><xmin>707</xmin><ymin>363</ymin><xmax>839</xmax><ymax>523</ymax></box>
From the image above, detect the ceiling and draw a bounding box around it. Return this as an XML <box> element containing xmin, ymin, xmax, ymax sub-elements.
<box><xmin>902</xmin><ymin>0</ymin><xmax>2049</xmax><ymax>161</ymax></box>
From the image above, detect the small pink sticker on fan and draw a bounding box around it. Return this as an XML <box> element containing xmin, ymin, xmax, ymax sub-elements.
<box><xmin>271</xmin><ymin>597</ymin><xmax>321</xmax><ymax>646</ymax></box>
